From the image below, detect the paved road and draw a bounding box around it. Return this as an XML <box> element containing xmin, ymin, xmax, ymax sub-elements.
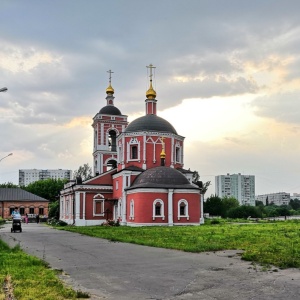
<box><xmin>1</xmin><ymin>222</ymin><xmax>300</xmax><ymax>300</ymax></box>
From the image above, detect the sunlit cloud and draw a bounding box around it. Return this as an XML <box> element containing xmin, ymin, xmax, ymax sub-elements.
<box><xmin>0</xmin><ymin>41</ymin><xmax>61</xmax><ymax>73</ymax></box>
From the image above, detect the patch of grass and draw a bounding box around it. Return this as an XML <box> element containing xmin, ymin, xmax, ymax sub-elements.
<box><xmin>0</xmin><ymin>240</ymin><xmax>88</xmax><ymax>299</ymax></box>
<box><xmin>58</xmin><ymin>220</ymin><xmax>300</xmax><ymax>269</ymax></box>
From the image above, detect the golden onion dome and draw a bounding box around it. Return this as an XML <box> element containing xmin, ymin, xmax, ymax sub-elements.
<box><xmin>146</xmin><ymin>80</ymin><xmax>156</xmax><ymax>99</ymax></box>
<box><xmin>160</xmin><ymin>148</ymin><xmax>166</xmax><ymax>159</ymax></box>
<box><xmin>106</xmin><ymin>84</ymin><xmax>114</xmax><ymax>94</ymax></box>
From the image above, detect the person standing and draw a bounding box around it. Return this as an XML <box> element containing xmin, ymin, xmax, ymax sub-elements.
<box><xmin>25</xmin><ymin>213</ymin><xmax>28</xmax><ymax>224</ymax></box>
<box><xmin>36</xmin><ymin>214</ymin><xmax>40</xmax><ymax>224</ymax></box>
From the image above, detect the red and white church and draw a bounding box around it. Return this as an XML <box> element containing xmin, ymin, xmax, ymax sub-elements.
<box><xmin>60</xmin><ymin>66</ymin><xmax>204</xmax><ymax>226</ymax></box>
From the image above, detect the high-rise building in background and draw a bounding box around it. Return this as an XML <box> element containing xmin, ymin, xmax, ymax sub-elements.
<box><xmin>19</xmin><ymin>169</ymin><xmax>72</xmax><ymax>186</ymax></box>
<box><xmin>215</xmin><ymin>173</ymin><xmax>255</xmax><ymax>206</ymax></box>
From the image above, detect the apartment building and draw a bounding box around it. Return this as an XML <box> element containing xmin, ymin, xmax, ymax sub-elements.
<box><xmin>255</xmin><ymin>192</ymin><xmax>290</xmax><ymax>206</ymax></box>
<box><xmin>215</xmin><ymin>173</ymin><xmax>255</xmax><ymax>206</ymax></box>
<box><xmin>19</xmin><ymin>169</ymin><xmax>72</xmax><ymax>186</ymax></box>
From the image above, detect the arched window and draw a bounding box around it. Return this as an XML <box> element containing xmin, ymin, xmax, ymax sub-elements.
<box><xmin>178</xmin><ymin>199</ymin><xmax>189</xmax><ymax>220</ymax></box>
<box><xmin>175</xmin><ymin>142</ymin><xmax>182</xmax><ymax>163</ymax></box>
<box><xmin>153</xmin><ymin>199</ymin><xmax>165</xmax><ymax>220</ymax></box>
<box><xmin>106</xmin><ymin>159</ymin><xmax>117</xmax><ymax>170</ymax></box>
<box><xmin>93</xmin><ymin>194</ymin><xmax>105</xmax><ymax>216</ymax></box>
<box><xmin>131</xmin><ymin>146</ymin><xmax>138</xmax><ymax>159</ymax></box>
<box><xmin>108</xmin><ymin>130</ymin><xmax>117</xmax><ymax>152</ymax></box>
<box><xmin>39</xmin><ymin>207</ymin><xmax>44</xmax><ymax>215</ymax></box>
<box><xmin>94</xmin><ymin>130</ymin><xmax>97</xmax><ymax>147</ymax></box>
<box><xmin>129</xmin><ymin>200</ymin><xmax>134</xmax><ymax>220</ymax></box>
<box><xmin>127</xmin><ymin>137</ymin><xmax>140</xmax><ymax>161</ymax></box>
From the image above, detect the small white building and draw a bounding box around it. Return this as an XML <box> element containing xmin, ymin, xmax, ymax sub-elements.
<box><xmin>19</xmin><ymin>169</ymin><xmax>72</xmax><ymax>186</ymax></box>
<box><xmin>255</xmin><ymin>192</ymin><xmax>290</xmax><ymax>206</ymax></box>
<box><xmin>215</xmin><ymin>173</ymin><xmax>255</xmax><ymax>206</ymax></box>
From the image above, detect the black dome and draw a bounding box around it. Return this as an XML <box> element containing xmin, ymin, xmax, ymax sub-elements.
<box><xmin>125</xmin><ymin>114</ymin><xmax>177</xmax><ymax>134</ymax></box>
<box><xmin>127</xmin><ymin>166</ymin><xmax>198</xmax><ymax>190</ymax></box>
<box><xmin>99</xmin><ymin>105</ymin><xmax>122</xmax><ymax>115</ymax></box>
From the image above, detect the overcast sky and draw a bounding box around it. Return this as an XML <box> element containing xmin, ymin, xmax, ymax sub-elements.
<box><xmin>1</xmin><ymin>0</ymin><xmax>300</xmax><ymax>196</ymax></box>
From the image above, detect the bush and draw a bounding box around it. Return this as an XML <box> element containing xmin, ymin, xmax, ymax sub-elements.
<box><xmin>210</xmin><ymin>219</ymin><xmax>221</xmax><ymax>224</ymax></box>
<box><xmin>227</xmin><ymin>205</ymin><xmax>261</xmax><ymax>219</ymax></box>
<box><xmin>0</xmin><ymin>217</ymin><xmax>6</xmax><ymax>225</ymax></box>
<box><xmin>47</xmin><ymin>218</ymin><xmax>68</xmax><ymax>226</ymax></box>
<box><xmin>101</xmin><ymin>219</ymin><xmax>120</xmax><ymax>226</ymax></box>
<box><xmin>48</xmin><ymin>200</ymin><xmax>60</xmax><ymax>219</ymax></box>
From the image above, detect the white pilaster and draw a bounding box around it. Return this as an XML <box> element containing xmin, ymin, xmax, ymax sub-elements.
<box><xmin>121</xmin><ymin>190</ymin><xmax>127</xmax><ymax>225</ymax></box>
<box><xmin>75</xmin><ymin>192</ymin><xmax>80</xmax><ymax>221</ymax></box>
<box><xmin>143</xmin><ymin>135</ymin><xmax>146</xmax><ymax>169</ymax></box>
<box><xmin>200</xmin><ymin>194</ymin><xmax>204</xmax><ymax>224</ymax></box>
<box><xmin>101</xmin><ymin>123</ymin><xmax>104</xmax><ymax>145</ymax></box>
<box><xmin>168</xmin><ymin>189</ymin><xmax>174</xmax><ymax>226</ymax></box>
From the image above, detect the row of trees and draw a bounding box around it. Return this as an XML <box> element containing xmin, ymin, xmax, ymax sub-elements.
<box><xmin>204</xmin><ymin>195</ymin><xmax>300</xmax><ymax>219</ymax></box>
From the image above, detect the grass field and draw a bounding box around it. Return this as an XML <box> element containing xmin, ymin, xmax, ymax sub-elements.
<box><xmin>58</xmin><ymin>220</ymin><xmax>300</xmax><ymax>269</ymax></box>
<box><xmin>0</xmin><ymin>240</ymin><xmax>88</xmax><ymax>300</ymax></box>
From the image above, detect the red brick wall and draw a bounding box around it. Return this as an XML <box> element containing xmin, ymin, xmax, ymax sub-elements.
<box><xmin>173</xmin><ymin>193</ymin><xmax>200</xmax><ymax>223</ymax></box>
<box><xmin>0</xmin><ymin>201</ymin><xmax>49</xmax><ymax>219</ymax></box>
<box><xmin>128</xmin><ymin>192</ymin><xmax>168</xmax><ymax>224</ymax></box>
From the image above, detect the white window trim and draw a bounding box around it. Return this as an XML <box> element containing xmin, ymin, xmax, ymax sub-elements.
<box><xmin>178</xmin><ymin>199</ymin><xmax>189</xmax><ymax>220</ymax></box>
<box><xmin>153</xmin><ymin>199</ymin><xmax>165</xmax><ymax>220</ymax></box>
<box><xmin>127</xmin><ymin>137</ymin><xmax>140</xmax><ymax>162</ymax></box>
<box><xmin>118</xmin><ymin>199</ymin><xmax>122</xmax><ymax>218</ymax></box>
<box><xmin>66</xmin><ymin>200</ymin><xmax>69</xmax><ymax>216</ymax></box>
<box><xmin>129</xmin><ymin>199</ymin><xmax>134</xmax><ymax>220</ymax></box>
<box><xmin>175</xmin><ymin>142</ymin><xmax>182</xmax><ymax>163</ymax></box>
<box><xmin>93</xmin><ymin>194</ymin><xmax>105</xmax><ymax>216</ymax></box>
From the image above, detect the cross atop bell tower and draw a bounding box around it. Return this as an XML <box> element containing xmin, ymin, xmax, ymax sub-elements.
<box><xmin>105</xmin><ymin>69</ymin><xmax>115</xmax><ymax>106</ymax></box>
<box><xmin>145</xmin><ymin>64</ymin><xmax>157</xmax><ymax>115</ymax></box>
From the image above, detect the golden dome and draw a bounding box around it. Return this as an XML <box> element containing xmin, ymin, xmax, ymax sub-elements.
<box><xmin>106</xmin><ymin>84</ymin><xmax>114</xmax><ymax>94</ymax></box>
<box><xmin>146</xmin><ymin>80</ymin><xmax>156</xmax><ymax>99</ymax></box>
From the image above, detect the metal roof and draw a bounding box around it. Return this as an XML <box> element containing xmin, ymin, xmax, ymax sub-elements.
<box><xmin>125</xmin><ymin>114</ymin><xmax>178</xmax><ymax>134</ymax></box>
<box><xmin>99</xmin><ymin>105</ymin><xmax>122</xmax><ymax>115</ymax></box>
<box><xmin>126</xmin><ymin>166</ymin><xmax>199</xmax><ymax>190</ymax></box>
<box><xmin>0</xmin><ymin>188</ymin><xmax>49</xmax><ymax>202</ymax></box>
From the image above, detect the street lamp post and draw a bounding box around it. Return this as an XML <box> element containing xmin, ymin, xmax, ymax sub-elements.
<box><xmin>0</xmin><ymin>153</ymin><xmax>13</xmax><ymax>162</ymax></box>
<box><xmin>0</xmin><ymin>87</ymin><xmax>8</xmax><ymax>92</ymax></box>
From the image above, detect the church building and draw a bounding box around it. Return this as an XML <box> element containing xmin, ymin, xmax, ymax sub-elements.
<box><xmin>60</xmin><ymin>65</ymin><xmax>204</xmax><ymax>226</ymax></box>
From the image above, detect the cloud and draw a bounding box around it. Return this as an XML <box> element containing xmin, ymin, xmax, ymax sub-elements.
<box><xmin>252</xmin><ymin>91</ymin><xmax>300</xmax><ymax>124</ymax></box>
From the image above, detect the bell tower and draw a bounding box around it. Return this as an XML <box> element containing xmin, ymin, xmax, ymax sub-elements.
<box><xmin>92</xmin><ymin>70</ymin><xmax>128</xmax><ymax>175</ymax></box>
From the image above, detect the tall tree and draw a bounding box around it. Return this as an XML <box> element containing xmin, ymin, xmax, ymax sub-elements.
<box><xmin>204</xmin><ymin>195</ymin><xmax>224</xmax><ymax>216</ymax></box>
<box><xmin>22</xmin><ymin>178</ymin><xmax>67</xmax><ymax>202</ymax></box>
<box><xmin>222</xmin><ymin>196</ymin><xmax>239</xmax><ymax>217</ymax></box>
<box><xmin>192</xmin><ymin>170</ymin><xmax>211</xmax><ymax>195</ymax></box>
<box><xmin>73</xmin><ymin>163</ymin><xmax>93</xmax><ymax>181</ymax></box>
<box><xmin>289</xmin><ymin>199</ymin><xmax>300</xmax><ymax>210</ymax></box>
